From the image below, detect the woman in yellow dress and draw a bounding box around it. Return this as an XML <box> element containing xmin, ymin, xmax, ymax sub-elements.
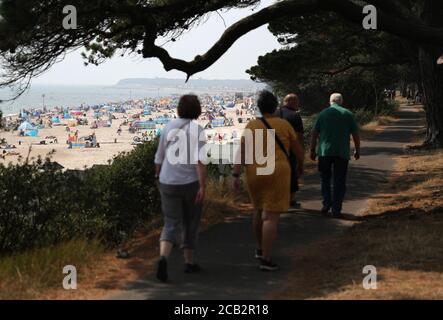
<box><xmin>233</xmin><ymin>91</ymin><xmax>304</xmax><ymax>271</ymax></box>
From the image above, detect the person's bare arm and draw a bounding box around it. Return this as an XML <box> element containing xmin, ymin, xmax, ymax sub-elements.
<box><xmin>232</xmin><ymin>138</ymin><xmax>246</xmax><ymax>191</ymax></box>
<box><xmin>195</xmin><ymin>161</ymin><xmax>207</xmax><ymax>204</ymax></box>
<box><xmin>154</xmin><ymin>128</ymin><xmax>166</xmax><ymax>178</ymax></box>
<box><xmin>310</xmin><ymin>130</ymin><xmax>319</xmax><ymax>161</ymax></box>
<box><xmin>155</xmin><ymin>164</ymin><xmax>161</xmax><ymax>178</ymax></box>
<box><xmin>352</xmin><ymin>132</ymin><xmax>361</xmax><ymax>160</ymax></box>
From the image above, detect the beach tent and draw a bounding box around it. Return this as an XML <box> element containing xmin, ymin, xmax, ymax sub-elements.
<box><xmin>18</xmin><ymin>121</ymin><xmax>39</xmax><ymax>137</ymax></box>
<box><xmin>51</xmin><ymin>116</ymin><xmax>61</xmax><ymax>124</ymax></box>
<box><xmin>25</xmin><ymin>129</ymin><xmax>39</xmax><ymax>137</ymax></box>
<box><xmin>18</xmin><ymin>121</ymin><xmax>35</xmax><ymax>131</ymax></box>
<box><xmin>64</xmin><ymin>113</ymin><xmax>72</xmax><ymax>119</ymax></box>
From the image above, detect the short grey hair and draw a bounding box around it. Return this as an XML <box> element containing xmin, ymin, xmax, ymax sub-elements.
<box><xmin>330</xmin><ymin>93</ymin><xmax>343</xmax><ymax>105</ymax></box>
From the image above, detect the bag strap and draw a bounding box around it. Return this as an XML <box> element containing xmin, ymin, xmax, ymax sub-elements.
<box><xmin>259</xmin><ymin>117</ymin><xmax>291</xmax><ymax>162</ymax></box>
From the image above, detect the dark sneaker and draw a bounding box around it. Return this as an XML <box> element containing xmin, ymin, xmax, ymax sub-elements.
<box><xmin>156</xmin><ymin>257</ymin><xmax>168</xmax><ymax>282</ymax></box>
<box><xmin>259</xmin><ymin>259</ymin><xmax>279</xmax><ymax>272</ymax></box>
<box><xmin>321</xmin><ymin>206</ymin><xmax>331</xmax><ymax>214</ymax></box>
<box><xmin>332</xmin><ymin>213</ymin><xmax>345</xmax><ymax>219</ymax></box>
<box><xmin>255</xmin><ymin>249</ymin><xmax>263</xmax><ymax>260</ymax></box>
<box><xmin>185</xmin><ymin>263</ymin><xmax>202</xmax><ymax>274</ymax></box>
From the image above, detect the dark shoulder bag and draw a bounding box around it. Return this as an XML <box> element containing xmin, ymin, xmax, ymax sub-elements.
<box><xmin>259</xmin><ymin>117</ymin><xmax>299</xmax><ymax>193</ymax></box>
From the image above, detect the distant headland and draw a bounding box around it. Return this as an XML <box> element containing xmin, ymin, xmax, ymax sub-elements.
<box><xmin>116</xmin><ymin>78</ymin><xmax>266</xmax><ymax>91</ymax></box>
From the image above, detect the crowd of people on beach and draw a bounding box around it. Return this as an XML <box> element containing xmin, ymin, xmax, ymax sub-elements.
<box><xmin>0</xmin><ymin>93</ymin><xmax>256</xmax><ymax>156</ymax></box>
<box><xmin>153</xmin><ymin>90</ymin><xmax>361</xmax><ymax>281</ymax></box>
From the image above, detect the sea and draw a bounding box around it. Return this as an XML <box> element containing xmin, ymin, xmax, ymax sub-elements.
<box><xmin>0</xmin><ymin>84</ymin><xmax>257</xmax><ymax>115</ymax></box>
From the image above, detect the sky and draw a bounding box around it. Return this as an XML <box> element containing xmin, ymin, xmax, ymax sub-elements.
<box><xmin>33</xmin><ymin>0</ymin><xmax>281</xmax><ymax>86</ymax></box>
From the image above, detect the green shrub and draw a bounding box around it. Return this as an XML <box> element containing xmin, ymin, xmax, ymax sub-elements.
<box><xmin>0</xmin><ymin>141</ymin><xmax>161</xmax><ymax>254</ymax></box>
<box><xmin>82</xmin><ymin>141</ymin><xmax>161</xmax><ymax>245</ymax></box>
<box><xmin>378</xmin><ymin>99</ymin><xmax>399</xmax><ymax>116</ymax></box>
<box><xmin>0</xmin><ymin>158</ymin><xmax>76</xmax><ymax>252</ymax></box>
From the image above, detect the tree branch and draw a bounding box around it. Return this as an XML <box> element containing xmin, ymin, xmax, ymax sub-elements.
<box><xmin>141</xmin><ymin>0</ymin><xmax>319</xmax><ymax>80</ymax></box>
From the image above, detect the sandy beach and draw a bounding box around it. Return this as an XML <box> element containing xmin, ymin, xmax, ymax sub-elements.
<box><xmin>1</xmin><ymin>98</ymin><xmax>253</xmax><ymax>170</ymax></box>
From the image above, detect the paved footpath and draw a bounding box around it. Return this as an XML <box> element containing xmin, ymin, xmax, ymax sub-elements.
<box><xmin>109</xmin><ymin>105</ymin><xmax>424</xmax><ymax>300</ymax></box>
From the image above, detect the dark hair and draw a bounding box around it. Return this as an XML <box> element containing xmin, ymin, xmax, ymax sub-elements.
<box><xmin>177</xmin><ymin>95</ymin><xmax>202</xmax><ymax>119</ymax></box>
<box><xmin>257</xmin><ymin>90</ymin><xmax>278</xmax><ymax>115</ymax></box>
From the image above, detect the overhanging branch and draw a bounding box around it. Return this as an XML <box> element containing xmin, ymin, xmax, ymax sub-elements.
<box><xmin>141</xmin><ymin>0</ymin><xmax>319</xmax><ymax>80</ymax></box>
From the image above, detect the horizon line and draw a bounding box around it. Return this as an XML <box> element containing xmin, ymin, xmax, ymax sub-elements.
<box><xmin>31</xmin><ymin>77</ymin><xmax>261</xmax><ymax>86</ymax></box>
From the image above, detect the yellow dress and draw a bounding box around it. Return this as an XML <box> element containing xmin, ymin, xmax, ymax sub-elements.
<box><xmin>243</xmin><ymin>117</ymin><xmax>301</xmax><ymax>212</ymax></box>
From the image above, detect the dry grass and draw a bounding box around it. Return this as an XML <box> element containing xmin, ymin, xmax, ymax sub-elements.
<box><xmin>360</xmin><ymin>116</ymin><xmax>397</xmax><ymax>140</ymax></box>
<box><xmin>271</xmin><ymin>150</ymin><xmax>443</xmax><ymax>300</ymax></box>
<box><xmin>202</xmin><ymin>179</ymin><xmax>252</xmax><ymax>227</ymax></box>
<box><xmin>368</xmin><ymin>150</ymin><xmax>443</xmax><ymax>216</ymax></box>
<box><xmin>0</xmin><ymin>240</ymin><xmax>106</xmax><ymax>300</ymax></box>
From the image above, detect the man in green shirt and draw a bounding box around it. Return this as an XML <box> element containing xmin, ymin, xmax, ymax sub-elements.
<box><xmin>310</xmin><ymin>93</ymin><xmax>361</xmax><ymax>218</ymax></box>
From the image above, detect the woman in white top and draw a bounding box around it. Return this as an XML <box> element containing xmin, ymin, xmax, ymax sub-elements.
<box><xmin>154</xmin><ymin>95</ymin><xmax>207</xmax><ymax>282</ymax></box>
